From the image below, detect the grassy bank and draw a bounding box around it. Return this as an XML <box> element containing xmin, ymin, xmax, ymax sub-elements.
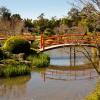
<box><xmin>0</xmin><ymin>52</ymin><xmax>50</xmax><ymax>78</ymax></box>
<box><xmin>0</xmin><ymin>36</ymin><xmax>50</xmax><ymax>78</ymax></box>
<box><xmin>86</xmin><ymin>80</ymin><xmax>100</xmax><ymax>100</ymax></box>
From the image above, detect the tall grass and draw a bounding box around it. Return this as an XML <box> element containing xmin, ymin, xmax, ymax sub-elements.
<box><xmin>0</xmin><ymin>64</ymin><xmax>30</xmax><ymax>77</ymax></box>
<box><xmin>27</xmin><ymin>53</ymin><xmax>50</xmax><ymax>68</ymax></box>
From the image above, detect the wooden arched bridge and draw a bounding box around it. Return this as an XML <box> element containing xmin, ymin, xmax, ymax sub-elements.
<box><xmin>0</xmin><ymin>33</ymin><xmax>100</xmax><ymax>51</ymax></box>
<box><xmin>39</xmin><ymin>34</ymin><xmax>100</xmax><ymax>51</ymax></box>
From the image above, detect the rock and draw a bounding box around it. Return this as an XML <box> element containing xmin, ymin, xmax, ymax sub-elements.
<box><xmin>17</xmin><ymin>53</ymin><xmax>26</xmax><ymax>61</ymax></box>
<box><xmin>20</xmin><ymin>60</ymin><xmax>31</xmax><ymax>66</ymax></box>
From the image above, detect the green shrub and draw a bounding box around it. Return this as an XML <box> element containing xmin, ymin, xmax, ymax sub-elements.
<box><xmin>29</xmin><ymin>49</ymin><xmax>37</xmax><ymax>55</ymax></box>
<box><xmin>0</xmin><ymin>48</ymin><xmax>4</xmax><ymax>60</ymax></box>
<box><xmin>3</xmin><ymin>36</ymin><xmax>30</xmax><ymax>54</ymax></box>
<box><xmin>27</xmin><ymin>53</ymin><xmax>50</xmax><ymax>68</ymax></box>
<box><xmin>31</xmin><ymin>40</ymin><xmax>39</xmax><ymax>49</ymax></box>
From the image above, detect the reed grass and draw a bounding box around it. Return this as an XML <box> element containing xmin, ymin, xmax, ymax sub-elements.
<box><xmin>27</xmin><ymin>53</ymin><xmax>50</xmax><ymax>68</ymax></box>
<box><xmin>0</xmin><ymin>64</ymin><xmax>30</xmax><ymax>77</ymax></box>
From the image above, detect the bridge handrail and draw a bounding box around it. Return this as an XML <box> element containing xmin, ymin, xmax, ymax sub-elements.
<box><xmin>43</xmin><ymin>34</ymin><xmax>96</xmax><ymax>40</ymax></box>
<box><xmin>40</xmin><ymin>33</ymin><xmax>100</xmax><ymax>50</ymax></box>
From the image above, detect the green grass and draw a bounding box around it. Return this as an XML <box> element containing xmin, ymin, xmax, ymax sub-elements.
<box><xmin>86</xmin><ymin>81</ymin><xmax>100</xmax><ymax>100</ymax></box>
<box><xmin>27</xmin><ymin>53</ymin><xmax>50</xmax><ymax>68</ymax></box>
<box><xmin>0</xmin><ymin>64</ymin><xmax>30</xmax><ymax>77</ymax></box>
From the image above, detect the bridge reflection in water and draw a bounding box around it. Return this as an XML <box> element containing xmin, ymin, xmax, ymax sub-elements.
<box><xmin>41</xmin><ymin>67</ymin><xmax>99</xmax><ymax>82</ymax></box>
<box><xmin>44</xmin><ymin>46</ymin><xmax>99</xmax><ymax>66</ymax></box>
<box><xmin>42</xmin><ymin>46</ymin><xmax>99</xmax><ymax>82</ymax></box>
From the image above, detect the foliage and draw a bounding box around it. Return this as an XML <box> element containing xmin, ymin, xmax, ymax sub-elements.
<box><xmin>11</xmin><ymin>14</ymin><xmax>21</xmax><ymax>20</ymax></box>
<box><xmin>24</xmin><ymin>19</ymin><xmax>34</xmax><ymax>28</ymax></box>
<box><xmin>24</xmin><ymin>19</ymin><xmax>34</xmax><ymax>32</ymax></box>
<box><xmin>3</xmin><ymin>36</ymin><xmax>30</xmax><ymax>54</ymax></box>
<box><xmin>33</xmin><ymin>13</ymin><xmax>49</xmax><ymax>33</ymax></box>
<box><xmin>31</xmin><ymin>40</ymin><xmax>39</xmax><ymax>49</ymax></box>
<box><xmin>27</xmin><ymin>53</ymin><xmax>50</xmax><ymax>68</ymax></box>
<box><xmin>0</xmin><ymin>48</ymin><xmax>4</xmax><ymax>60</ymax></box>
<box><xmin>0</xmin><ymin>6</ymin><xmax>11</xmax><ymax>20</ymax></box>
<box><xmin>68</xmin><ymin>8</ymin><xmax>80</xmax><ymax>26</ymax></box>
<box><xmin>44</xmin><ymin>28</ymin><xmax>54</xmax><ymax>36</ymax></box>
<box><xmin>29</xmin><ymin>48</ymin><xmax>38</xmax><ymax>55</ymax></box>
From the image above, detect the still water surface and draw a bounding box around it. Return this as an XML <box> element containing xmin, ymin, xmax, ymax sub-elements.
<box><xmin>0</xmin><ymin>47</ymin><xmax>99</xmax><ymax>100</ymax></box>
<box><xmin>45</xmin><ymin>47</ymin><xmax>98</xmax><ymax>66</ymax></box>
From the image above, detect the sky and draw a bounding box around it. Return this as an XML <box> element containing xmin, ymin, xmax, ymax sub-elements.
<box><xmin>0</xmin><ymin>0</ymin><xmax>74</xmax><ymax>20</ymax></box>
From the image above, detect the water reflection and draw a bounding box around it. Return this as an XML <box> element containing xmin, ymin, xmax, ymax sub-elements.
<box><xmin>0</xmin><ymin>76</ymin><xmax>31</xmax><ymax>100</ymax></box>
<box><xmin>0</xmin><ymin>67</ymin><xmax>99</xmax><ymax>100</ymax></box>
<box><xmin>41</xmin><ymin>67</ymin><xmax>99</xmax><ymax>82</ymax></box>
<box><xmin>44</xmin><ymin>46</ymin><xmax>99</xmax><ymax>66</ymax></box>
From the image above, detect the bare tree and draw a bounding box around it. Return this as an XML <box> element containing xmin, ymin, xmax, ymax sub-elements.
<box><xmin>0</xmin><ymin>7</ymin><xmax>24</xmax><ymax>35</ymax></box>
<box><xmin>10</xmin><ymin>14</ymin><xmax>24</xmax><ymax>35</ymax></box>
<box><xmin>67</xmin><ymin>0</ymin><xmax>100</xmax><ymax>74</ymax></box>
<box><xmin>73</xmin><ymin>0</ymin><xmax>100</xmax><ymax>10</ymax></box>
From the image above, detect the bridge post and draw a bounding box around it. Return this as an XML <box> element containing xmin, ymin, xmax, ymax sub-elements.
<box><xmin>40</xmin><ymin>34</ymin><xmax>44</xmax><ymax>50</ymax></box>
<box><xmin>58</xmin><ymin>35</ymin><xmax>62</xmax><ymax>44</ymax></box>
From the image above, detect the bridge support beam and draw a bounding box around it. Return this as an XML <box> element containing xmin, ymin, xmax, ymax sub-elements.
<box><xmin>74</xmin><ymin>46</ymin><xmax>76</xmax><ymax>66</ymax></box>
<box><xmin>70</xmin><ymin>46</ymin><xmax>76</xmax><ymax>67</ymax></box>
<box><xmin>70</xmin><ymin>47</ymin><xmax>72</xmax><ymax>67</ymax></box>
<box><xmin>97</xmin><ymin>47</ymin><xmax>100</xmax><ymax>73</ymax></box>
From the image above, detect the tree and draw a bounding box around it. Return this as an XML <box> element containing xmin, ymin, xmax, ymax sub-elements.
<box><xmin>68</xmin><ymin>8</ymin><xmax>81</xmax><ymax>26</ymax></box>
<box><xmin>0</xmin><ymin>6</ymin><xmax>10</xmax><ymax>17</ymax></box>
<box><xmin>24</xmin><ymin>19</ymin><xmax>34</xmax><ymax>33</ymax></box>
<box><xmin>92</xmin><ymin>0</ymin><xmax>100</xmax><ymax>9</ymax></box>
<box><xmin>68</xmin><ymin>8</ymin><xmax>79</xmax><ymax>19</ymax></box>
<box><xmin>72</xmin><ymin>0</ymin><xmax>100</xmax><ymax>11</ymax></box>
<box><xmin>11</xmin><ymin>14</ymin><xmax>21</xmax><ymax>20</ymax></box>
<box><xmin>60</xmin><ymin>17</ymin><xmax>69</xmax><ymax>25</ymax></box>
<box><xmin>69</xmin><ymin>0</ymin><xmax>100</xmax><ymax>74</ymax></box>
<box><xmin>0</xmin><ymin>6</ymin><xmax>24</xmax><ymax>35</ymax></box>
<box><xmin>33</xmin><ymin>13</ymin><xmax>49</xmax><ymax>33</ymax></box>
<box><xmin>10</xmin><ymin>14</ymin><xmax>24</xmax><ymax>35</ymax></box>
<box><xmin>78</xmin><ymin>3</ymin><xmax>98</xmax><ymax>33</ymax></box>
<box><xmin>0</xmin><ymin>7</ymin><xmax>11</xmax><ymax>34</ymax></box>
<box><xmin>44</xmin><ymin>28</ymin><xmax>55</xmax><ymax>36</ymax></box>
<box><xmin>49</xmin><ymin>16</ymin><xmax>60</xmax><ymax>29</ymax></box>
<box><xmin>24</xmin><ymin>19</ymin><xmax>34</xmax><ymax>28</ymax></box>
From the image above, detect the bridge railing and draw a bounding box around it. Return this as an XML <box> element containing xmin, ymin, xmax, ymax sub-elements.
<box><xmin>40</xmin><ymin>34</ymin><xmax>98</xmax><ymax>50</ymax></box>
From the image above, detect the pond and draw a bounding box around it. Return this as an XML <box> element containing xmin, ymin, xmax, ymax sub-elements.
<box><xmin>45</xmin><ymin>46</ymin><xmax>98</xmax><ymax>66</ymax></box>
<box><xmin>0</xmin><ymin>46</ymin><xmax>99</xmax><ymax>100</ymax></box>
